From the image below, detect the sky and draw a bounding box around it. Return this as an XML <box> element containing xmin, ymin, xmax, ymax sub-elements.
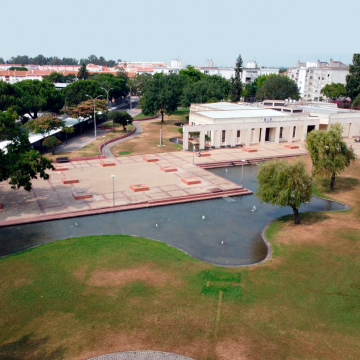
<box><xmin>0</xmin><ymin>0</ymin><xmax>358</xmax><ymax>67</ymax></box>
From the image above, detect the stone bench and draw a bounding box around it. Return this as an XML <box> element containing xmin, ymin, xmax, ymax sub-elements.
<box><xmin>130</xmin><ymin>184</ymin><xmax>150</xmax><ymax>192</ymax></box>
<box><xmin>56</xmin><ymin>157</ymin><xmax>69</xmax><ymax>163</ymax></box>
<box><xmin>161</xmin><ymin>166</ymin><xmax>177</xmax><ymax>172</ymax></box>
<box><xmin>284</xmin><ymin>144</ymin><xmax>300</xmax><ymax>149</ymax></box>
<box><xmin>143</xmin><ymin>157</ymin><xmax>159</xmax><ymax>162</ymax></box>
<box><xmin>72</xmin><ymin>191</ymin><xmax>92</xmax><ymax>200</ymax></box>
<box><xmin>181</xmin><ymin>178</ymin><xmax>201</xmax><ymax>185</ymax></box>
<box><xmin>61</xmin><ymin>178</ymin><xmax>79</xmax><ymax>184</ymax></box>
<box><xmin>242</xmin><ymin>148</ymin><xmax>257</xmax><ymax>153</ymax></box>
<box><xmin>100</xmin><ymin>160</ymin><xmax>116</xmax><ymax>167</ymax></box>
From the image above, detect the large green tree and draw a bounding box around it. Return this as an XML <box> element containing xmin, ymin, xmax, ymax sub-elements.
<box><xmin>62</xmin><ymin>80</ymin><xmax>105</xmax><ymax>106</ymax></box>
<box><xmin>0</xmin><ymin>111</ymin><xmax>54</xmax><ymax>191</ymax></box>
<box><xmin>256</xmin><ymin>74</ymin><xmax>300</xmax><ymax>101</ymax></box>
<box><xmin>109</xmin><ymin>111</ymin><xmax>133</xmax><ymax>130</ymax></box>
<box><xmin>179</xmin><ymin>65</ymin><xmax>206</xmax><ymax>83</ymax></box>
<box><xmin>23</xmin><ymin>114</ymin><xmax>65</xmax><ymax>138</ymax></box>
<box><xmin>126</xmin><ymin>73</ymin><xmax>152</xmax><ymax>99</ymax></box>
<box><xmin>321</xmin><ymin>83</ymin><xmax>347</xmax><ymax>100</ymax></box>
<box><xmin>230</xmin><ymin>55</ymin><xmax>243</xmax><ymax>102</ymax></box>
<box><xmin>306</xmin><ymin>123</ymin><xmax>356</xmax><ymax>191</ymax></box>
<box><xmin>345</xmin><ymin>54</ymin><xmax>360</xmax><ymax>101</ymax></box>
<box><xmin>256</xmin><ymin>159</ymin><xmax>313</xmax><ymax>224</ymax></box>
<box><xmin>141</xmin><ymin>73</ymin><xmax>182</xmax><ymax>122</ymax></box>
<box><xmin>90</xmin><ymin>73</ymin><xmax>127</xmax><ymax>101</ymax></box>
<box><xmin>77</xmin><ymin>63</ymin><xmax>90</xmax><ymax>80</ymax></box>
<box><xmin>12</xmin><ymin>80</ymin><xmax>64</xmax><ymax>119</ymax></box>
<box><xmin>43</xmin><ymin>72</ymin><xmax>76</xmax><ymax>84</ymax></box>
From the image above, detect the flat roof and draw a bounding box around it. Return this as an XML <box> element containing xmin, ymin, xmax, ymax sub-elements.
<box><xmin>199</xmin><ymin>103</ymin><xmax>259</xmax><ymax>111</ymax></box>
<box><xmin>198</xmin><ymin>109</ymin><xmax>287</xmax><ymax>119</ymax></box>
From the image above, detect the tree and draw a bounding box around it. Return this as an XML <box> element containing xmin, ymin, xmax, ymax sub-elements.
<box><xmin>77</xmin><ymin>63</ymin><xmax>89</xmax><ymax>80</ymax></box>
<box><xmin>42</xmin><ymin>136</ymin><xmax>62</xmax><ymax>154</ymax></box>
<box><xmin>8</xmin><ymin>67</ymin><xmax>27</xmax><ymax>71</ymax></box>
<box><xmin>66</xmin><ymin>99</ymin><xmax>108</xmax><ymax>133</ymax></box>
<box><xmin>141</xmin><ymin>73</ymin><xmax>182</xmax><ymax>122</ymax></box>
<box><xmin>90</xmin><ymin>73</ymin><xmax>127</xmax><ymax>101</ymax></box>
<box><xmin>62</xmin><ymin>80</ymin><xmax>105</xmax><ymax>106</ymax></box>
<box><xmin>127</xmin><ymin>73</ymin><xmax>152</xmax><ymax>99</ymax></box>
<box><xmin>352</xmin><ymin>94</ymin><xmax>360</xmax><ymax>109</ymax></box>
<box><xmin>321</xmin><ymin>83</ymin><xmax>347</xmax><ymax>100</ymax></box>
<box><xmin>62</xmin><ymin>125</ymin><xmax>74</xmax><ymax>143</ymax></box>
<box><xmin>0</xmin><ymin>57</ymin><xmax>4</xmax><ymax>63</ymax></box>
<box><xmin>241</xmin><ymin>82</ymin><xmax>257</xmax><ymax>101</ymax></box>
<box><xmin>0</xmin><ymin>111</ymin><xmax>54</xmax><ymax>191</ymax></box>
<box><xmin>306</xmin><ymin>123</ymin><xmax>356</xmax><ymax>191</ymax></box>
<box><xmin>230</xmin><ymin>55</ymin><xmax>243</xmax><ymax>102</ymax></box>
<box><xmin>345</xmin><ymin>54</ymin><xmax>360</xmax><ymax>101</ymax></box>
<box><xmin>109</xmin><ymin>111</ymin><xmax>133</xmax><ymax>130</ymax></box>
<box><xmin>23</xmin><ymin>114</ymin><xmax>65</xmax><ymax>138</ymax></box>
<box><xmin>256</xmin><ymin>74</ymin><xmax>300</xmax><ymax>101</ymax></box>
<box><xmin>256</xmin><ymin>159</ymin><xmax>313</xmax><ymax>224</ymax></box>
<box><xmin>43</xmin><ymin>72</ymin><xmax>67</xmax><ymax>83</ymax></box>
<box><xmin>13</xmin><ymin>80</ymin><xmax>64</xmax><ymax>119</ymax></box>
<box><xmin>116</xmin><ymin>66</ymin><xmax>129</xmax><ymax>80</ymax></box>
<box><xmin>179</xmin><ymin>65</ymin><xmax>206</xmax><ymax>83</ymax></box>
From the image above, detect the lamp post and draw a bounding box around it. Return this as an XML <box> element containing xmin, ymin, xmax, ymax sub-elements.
<box><xmin>241</xmin><ymin>159</ymin><xmax>246</xmax><ymax>187</ymax></box>
<box><xmin>126</xmin><ymin>84</ymin><xmax>136</xmax><ymax>110</ymax></box>
<box><xmin>86</xmin><ymin>94</ymin><xmax>103</xmax><ymax>139</ymax></box>
<box><xmin>126</xmin><ymin>119</ymin><xmax>129</xmax><ymax>133</ymax></box>
<box><xmin>192</xmin><ymin>144</ymin><xmax>196</xmax><ymax>165</ymax></box>
<box><xmin>101</xmin><ymin>87</ymin><xmax>113</xmax><ymax>104</ymax></box>
<box><xmin>111</xmin><ymin>175</ymin><xmax>115</xmax><ymax>206</ymax></box>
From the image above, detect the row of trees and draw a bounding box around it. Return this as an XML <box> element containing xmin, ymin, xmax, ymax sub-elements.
<box><xmin>0</xmin><ymin>54</ymin><xmax>120</xmax><ymax>66</ymax></box>
<box><xmin>257</xmin><ymin>123</ymin><xmax>355</xmax><ymax>224</ymax></box>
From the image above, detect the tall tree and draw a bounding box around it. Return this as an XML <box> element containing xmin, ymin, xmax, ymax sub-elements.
<box><xmin>256</xmin><ymin>74</ymin><xmax>300</xmax><ymax>101</ymax></box>
<box><xmin>256</xmin><ymin>159</ymin><xmax>313</xmax><ymax>224</ymax></box>
<box><xmin>13</xmin><ymin>80</ymin><xmax>64</xmax><ymax>119</ymax></box>
<box><xmin>0</xmin><ymin>111</ymin><xmax>54</xmax><ymax>191</ymax></box>
<box><xmin>141</xmin><ymin>73</ymin><xmax>182</xmax><ymax>122</ymax></box>
<box><xmin>42</xmin><ymin>136</ymin><xmax>62</xmax><ymax>154</ymax></box>
<box><xmin>62</xmin><ymin>80</ymin><xmax>105</xmax><ymax>106</ymax></box>
<box><xmin>179</xmin><ymin>65</ymin><xmax>206</xmax><ymax>83</ymax></box>
<box><xmin>230</xmin><ymin>55</ymin><xmax>243</xmax><ymax>102</ymax></box>
<box><xmin>345</xmin><ymin>54</ymin><xmax>360</xmax><ymax>102</ymax></box>
<box><xmin>321</xmin><ymin>83</ymin><xmax>347</xmax><ymax>100</ymax></box>
<box><xmin>77</xmin><ymin>63</ymin><xmax>90</xmax><ymax>80</ymax></box>
<box><xmin>0</xmin><ymin>57</ymin><xmax>4</xmax><ymax>63</ymax></box>
<box><xmin>126</xmin><ymin>73</ymin><xmax>152</xmax><ymax>98</ymax></box>
<box><xmin>306</xmin><ymin>123</ymin><xmax>356</xmax><ymax>191</ymax></box>
<box><xmin>90</xmin><ymin>73</ymin><xmax>127</xmax><ymax>101</ymax></box>
<box><xmin>109</xmin><ymin>111</ymin><xmax>133</xmax><ymax>130</ymax></box>
<box><xmin>23</xmin><ymin>114</ymin><xmax>65</xmax><ymax>138</ymax></box>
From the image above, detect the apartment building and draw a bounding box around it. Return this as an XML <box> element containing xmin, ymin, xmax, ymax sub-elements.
<box><xmin>287</xmin><ymin>59</ymin><xmax>349</xmax><ymax>100</ymax></box>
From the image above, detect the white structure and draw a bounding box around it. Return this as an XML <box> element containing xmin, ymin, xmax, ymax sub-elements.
<box><xmin>287</xmin><ymin>59</ymin><xmax>349</xmax><ymax>101</ymax></box>
<box><xmin>183</xmin><ymin>101</ymin><xmax>360</xmax><ymax>150</ymax></box>
<box><xmin>171</xmin><ymin>59</ymin><xmax>182</xmax><ymax>68</ymax></box>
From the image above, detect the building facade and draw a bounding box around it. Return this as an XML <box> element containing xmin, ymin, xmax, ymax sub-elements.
<box><xmin>183</xmin><ymin>101</ymin><xmax>360</xmax><ymax>150</ymax></box>
<box><xmin>287</xmin><ymin>60</ymin><xmax>349</xmax><ymax>101</ymax></box>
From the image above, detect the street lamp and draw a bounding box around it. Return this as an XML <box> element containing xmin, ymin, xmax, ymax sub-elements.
<box><xmin>111</xmin><ymin>175</ymin><xmax>115</xmax><ymax>206</ymax></box>
<box><xmin>192</xmin><ymin>144</ymin><xmax>196</xmax><ymax>165</ymax></box>
<box><xmin>86</xmin><ymin>94</ymin><xmax>103</xmax><ymax>139</ymax></box>
<box><xmin>126</xmin><ymin>119</ymin><xmax>129</xmax><ymax>133</ymax></box>
<box><xmin>101</xmin><ymin>87</ymin><xmax>113</xmax><ymax>104</ymax></box>
<box><xmin>241</xmin><ymin>159</ymin><xmax>246</xmax><ymax>187</ymax></box>
<box><xmin>126</xmin><ymin>83</ymin><xmax>137</xmax><ymax>110</ymax></box>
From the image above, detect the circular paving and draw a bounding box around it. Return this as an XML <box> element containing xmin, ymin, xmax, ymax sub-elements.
<box><xmin>88</xmin><ymin>351</ymin><xmax>195</xmax><ymax>360</ymax></box>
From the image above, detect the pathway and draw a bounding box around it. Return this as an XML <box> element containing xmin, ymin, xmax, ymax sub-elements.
<box><xmin>88</xmin><ymin>351</ymin><xmax>194</xmax><ymax>360</ymax></box>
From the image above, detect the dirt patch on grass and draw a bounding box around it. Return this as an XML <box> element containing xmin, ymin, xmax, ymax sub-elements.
<box><xmin>215</xmin><ymin>339</ymin><xmax>249</xmax><ymax>360</ymax></box>
<box><xmin>86</xmin><ymin>265</ymin><xmax>172</xmax><ymax>287</ymax></box>
<box><xmin>72</xmin><ymin>265</ymin><xmax>90</xmax><ymax>282</ymax></box>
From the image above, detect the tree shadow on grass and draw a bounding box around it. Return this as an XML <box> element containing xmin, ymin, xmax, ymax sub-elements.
<box><xmin>277</xmin><ymin>212</ymin><xmax>331</xmax><ymax>226</ymax></box>
<box><xmin>319</xmin><ymin>177</ymin><xmax>360</xmax><ymax>194</ymax></box>
<box><xmin>0</xmin><ymin>333</ymin><xmax>66</xmax><ymax>360</ymax></box>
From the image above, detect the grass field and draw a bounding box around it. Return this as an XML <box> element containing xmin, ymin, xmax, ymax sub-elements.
<box><xmin>1</xmin><ymin>158</ymin><xmax>360</xmax><ymax>360</ymax></box>
<box><xmin>111</xmin><ymin>108</ymin><xmax>189</xmax><ymax>156</ymax></box>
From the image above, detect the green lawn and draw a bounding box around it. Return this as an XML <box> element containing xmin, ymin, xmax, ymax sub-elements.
<box><xmin>1</xmin><ymin>159</ymin><xmax>360</xmax><ymax>359</ymax></box>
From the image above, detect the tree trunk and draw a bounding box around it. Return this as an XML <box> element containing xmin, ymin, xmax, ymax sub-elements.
<box><xmin>292</xmin><ymin>207</ymin><xmax>300</xmax><ymax>225</ymax></box>
<box><xmin>161</xmin><ymin>110</ymin><xmax>164</xmax><ymax>122</ymax></box>
<box><xmin>33</xmin><ymin>111</ymin><xmax>38</xmax><ymax>119</ymax></box>
<box><xmin>330</xmin><ymin>173</ymin><xmax>336</xmax><ymax>191</ymax></box>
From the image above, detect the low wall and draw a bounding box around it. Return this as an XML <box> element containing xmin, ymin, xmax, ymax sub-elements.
<box><xmin>133</xmin><ymin>115</ymin><xmax>159</xmax><ymax>121</ymax></box>
<box><xmin>99</xmin><ymin>125</ymin><xmax>137</xmax><ymax>154</ymax></box>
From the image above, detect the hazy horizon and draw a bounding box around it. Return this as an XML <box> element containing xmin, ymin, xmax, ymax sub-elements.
<box><xmin>0</xmin><ymin>0</ymin><xmax>358</xmax><ymax>68</ymax></box>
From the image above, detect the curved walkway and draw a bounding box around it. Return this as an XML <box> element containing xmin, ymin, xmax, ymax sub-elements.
<box><xmin>102</xmin><ymin>116</ymin><xmax>160</xmax><ymax>158</ymax></box>
<box><xmin>88</xmin><ymin>351</ymin><xmax>195</xmax><ymax>360</ymax></box>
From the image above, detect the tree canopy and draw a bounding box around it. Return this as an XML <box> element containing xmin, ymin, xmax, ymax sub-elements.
<box><xmin>345</xmin><ymin>54</ymin><xmax>360</xmax><ymax>102</ymax></box>
<box><xmin>43</xmin><ymin>72</ymin><xmax>76</xmax><ymax>84</ymax></box>
<box><xmin>179</xmin><ymin>65</ymin><xmax>206</xmax><ymax>83</ymax></box>
<box><xmin>141</xmin><ymin>73</ymin><xmax>182</xmax><ymax>122</ymax></box>
<box><xmin>42</xmin><ymin>136</ymin><xmax>62</xmax><ymax>154</ymax></box>
<box><xmin>62</xmin><ymin>80</ymin><xmax>105</xmax><ymax>106</ymax></box>
<box><xmin>321</xmin><ymin>83</ymin><xmax>347</xmax><ymax>100</ymax></box>
<box><xmin>8</xmin><ymin>80</ymin><xmax>65</xmax><ymax>119</ymax></box>
<box><xmin>256</xmin><ymin>159</ymin><xmax>313</xmax><ymax>224</ymax></box>
<box><xmin>126</xmin><ymin>73</ymin><xmax>152</xmax><ymax>98</ymax></box>
<box><xmin>90</xmin><ymin>73</ymin><xmax>127</xmax><ymax>101</ymax></box>
<box><xmin>8</xmin><ymin>66</ymin><xmax>27</xmax><ymax>71</ymax></box>
<box><xmin>77</xmin><ymin>63</ymin><xmax>90</xmax><ymax>80</ymax></box>
<box><xmin>0</xmin><ymin>110</ymin><xmax>54</xmax><ymax>191</ymax></box>
<box><xmin>306</xmin><ymin>123</ymin><xmax>356</xmax><ymax>191</ymax></box>
<box><xmin>109</xmin><ymin>111</ymin><xmax>133</xmax><ymax>130</ymax></box>
<box><xmin>256</xmin><ymin>74</ymin><xmax>300</xmax><ymax>101</ymax></box>
<box><xmin>230</xmin><ymin>55</ymin><xmax>243</xmax><ymax>102</ymax></box>
<box><xmin>79</xmin><ymin>55</ymin><xmax>118</xmax><ymax>67</ymax></box>
<box><xmin>23</xmin><ymin>114</ymin><xmax>65</xmax><ymax>137</ymax></box>
<box><xmin>352</xmin><ymin>94</ymin><xmax>360</xmax><ymax>109</ymax></box>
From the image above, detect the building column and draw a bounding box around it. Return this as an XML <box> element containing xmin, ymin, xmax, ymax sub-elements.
<box><xmin>254</xmin><ymin>128</ymin><xmax>261</xmax><ymax>144</ymax></box>
<box><xmin>225</xmin><ymin>130</ymin><xmax>231</xmax><ymax>147</ymax></box>
<box><xmin>315</xmin><ymin>124</ymin><xmax>320</xmax><ymax>131</ymax></box>
<box><xmin>199</xmin><ymin>130</ymin><xmax>205</xmax><ymax>150</ymax></box>
<box><xmin>183</xmin><ymin>127</ymin><xmax>189</xmax><ymax>150</ymax></box>
<box><xmin>260</xmin><ymin>126</ymin><xmax>266</xmax><ymax>145</ymax></box>
<box><xmin>245</xmin><ymin>128</ymin><xmax>252</xmax><ymax>146</ymax></box>
<box><xmin>349</xmin><ymin>123</ymin><xmax>355</xmax><ymax>138</ymax></box>
<box><xmin>210</xmin><ymin>131</ymin><xmax>216</xmax><ymax>147</ymax></box>
<box><xmin>301</xmin><ymin>125</ymin><xmax>308</xmax><ymax>142</ymax></box>
<box><xmin>288</xmin><ymin>126</ymin><xmax>293</xmax><ymax>143</ymax></box>
<box><xmin>215</xmin><ymin>130</ymin><xmax>221</xmax><ymax>148</ymax></box>
<box><xmin>274</xmin><ymin>126</ymin><xmax>280</xmax><ymax>144</ymax></box>
<box><xmin>231</xmin><ymin>129</ymin><xmax>237</xmax><ymax>147</ymax></box>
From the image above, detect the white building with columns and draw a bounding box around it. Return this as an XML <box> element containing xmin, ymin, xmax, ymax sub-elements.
<box><xmin>182</xmin><ymin>101</ymin><xmax>360</xmax><ymax>150</ymax></box>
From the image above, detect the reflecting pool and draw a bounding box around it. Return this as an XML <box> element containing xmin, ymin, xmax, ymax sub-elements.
<box><xmin>0</xmin><ymin>166</ymin><xmax>346</xmax><ymax>265</ymax></box>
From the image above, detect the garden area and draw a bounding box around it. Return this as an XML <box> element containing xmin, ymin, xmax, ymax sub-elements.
<box><xmin>111</xmin><ymin>108</ymin><xmax>189</xmax><ymax>156</ymax></box>
<box><xmin>0</xmin><ymin>157</ymin><xmax>359</xmax><ymax>360</ymax></box>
